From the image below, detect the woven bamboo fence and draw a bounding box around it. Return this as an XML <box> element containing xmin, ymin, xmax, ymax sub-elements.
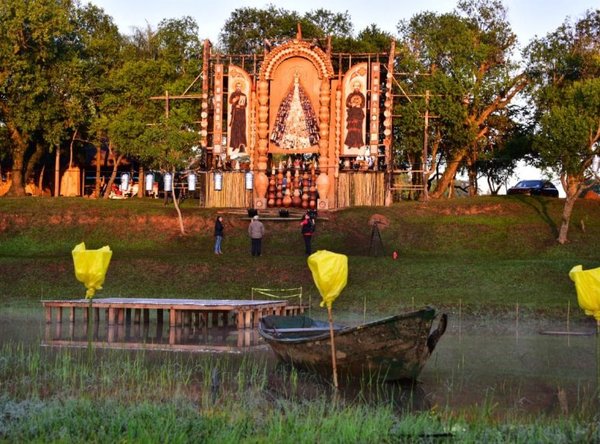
<box><xmin>336</xmin><ymin>172</ymin><xmax>385</xmax><ymax>207</ymax></box>
<box><xmin>204</xmin><ymin>171</ymin><xmax>252</xmax><ymax>208</ymax></box>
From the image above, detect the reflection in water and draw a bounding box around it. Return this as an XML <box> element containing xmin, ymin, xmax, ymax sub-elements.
<box><xmin>1</xmin><ymin>311</ymin><xmax>598</xmax><ymax>417</ymax></box>
<box><xmin>42</xmin><ymin>321</ymin><xmax>266</xmax><ymax>353</ymax></box>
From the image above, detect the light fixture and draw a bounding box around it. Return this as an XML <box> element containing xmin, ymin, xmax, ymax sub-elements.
<box><xmin>145</xmin><ymin>173</ymin><xmax>154</xmax><ymax>192</ymax></box>
<box><xmin>120</xmin><ymin>173</ymin><xmax>129</xmax><ymax>192</ymax></box>
<box><xmin>164</xmin><ymin>173</ymin><xmax>173</xmax><ymax>192</ymax></box>
<box><xmin>214</xmin><ymin>171</ymin><xmax>223</xmax><ymax>191</ymax></box>
<box><xmin>245</xmin><ymin>171</ymin><xmax>253</xmax><ymax>190</ymax></box>
<box><xmin>187</xmin><ymin>172</ymin><xmax>197</xmax><ymax>191</ymax></box>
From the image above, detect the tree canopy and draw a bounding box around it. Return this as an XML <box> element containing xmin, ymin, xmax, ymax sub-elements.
<box><xmin>525</xmin><ymin>9</ymin><xmax>600</xmax><ymax>243</ymax></box>
<box><xmin>0</xmin><ymin>0</ymin><xmax>597</xmax><ymax>229</ymax></box>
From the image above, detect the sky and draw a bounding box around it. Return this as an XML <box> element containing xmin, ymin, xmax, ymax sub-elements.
<box><xmin>88</xmin><ymin>0</ymin><xmax>597</xmax><ymax>195</ymax></box>
<box><xmin>88</xmin><ymin>0</ymin><xmax>596</xmax><ymax>47</ymax></box>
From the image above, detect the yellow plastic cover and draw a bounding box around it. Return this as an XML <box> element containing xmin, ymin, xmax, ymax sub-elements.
<box><xmin>307</xmin><ymin>250</ymin><xmax>348</xmax><ymax>309</ymax></box>
<box><xmin>72</xmin><ymin>242</ymin><xmax>112</xmax><ymax>299</ymax></box>
<box><xmin>569</xmin><ymin>265</ymin><xmax>600</xmax><ymax>321</ymax></box>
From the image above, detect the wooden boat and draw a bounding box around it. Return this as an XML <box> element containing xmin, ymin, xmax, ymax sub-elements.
<box><xmin>258</xmin><ymin>306</ymin><xmax>447</xmax><ymax>382</ymax></box>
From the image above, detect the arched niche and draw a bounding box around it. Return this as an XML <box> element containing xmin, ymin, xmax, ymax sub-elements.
<box><xmin>257</xmin><ymin>40</ymin><xmax>334</xmax><ymax>156</ymax></box>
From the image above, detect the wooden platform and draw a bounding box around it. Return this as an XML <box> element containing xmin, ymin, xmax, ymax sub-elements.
<box><xmin>41</xmin><ymin>298</ymin><xmax>307</xmax><ymax>330</ymax></box>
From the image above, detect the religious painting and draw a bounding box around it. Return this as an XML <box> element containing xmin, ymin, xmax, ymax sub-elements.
<box><xmin>342</xmin><ymin>63</ymin><xmax>368</xmax><ymax>156</ymax></box>
<box><xmin>227</xmin><ymin>65</ymin><xmax>252</xmax><ymax>157</ymax></box>
<box><xmin>270</xmin><ymin>72</ymin><xmax>320</xmax><ymax>151</ymax></box>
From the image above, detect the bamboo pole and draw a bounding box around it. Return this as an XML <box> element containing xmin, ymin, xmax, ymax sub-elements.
<box><xmin>327</xmin><ymin>306</ymin><xmax>339</xmax><ymax>389</ymax></box>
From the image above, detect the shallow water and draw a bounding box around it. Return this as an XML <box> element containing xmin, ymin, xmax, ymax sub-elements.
<box><xmin>2</xmin><ymin>308</ymin><xmax>598</xmax><ymax>417</ymax></box>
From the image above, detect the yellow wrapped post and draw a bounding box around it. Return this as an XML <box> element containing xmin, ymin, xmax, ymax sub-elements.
<box><xmin>307</xmin><ymin>250</ymin><xmax>348</xmax><ymax>388</ymax></box>
<box><xmin>569</xmin><ymin>265</ymin><xmax>600</xmax><ymax>327</ymax></box>
<box><xmin>72</xmin><ymin>242</ymin><xmax>112</xmax><ymax>299</ymax></box>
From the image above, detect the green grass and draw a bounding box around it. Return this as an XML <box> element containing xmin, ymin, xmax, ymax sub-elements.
<box><xmin>1</xmin><ymin>196</ymin><xmax>599</xmax><ymax>317</ymax></box>
<box><xmin>0</xmin><ymin>344</ymin><xmax>598</xmax><ymax>443</ymax></box>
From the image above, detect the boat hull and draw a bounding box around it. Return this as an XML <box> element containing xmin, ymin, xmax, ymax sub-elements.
<box><xmin>259</xmin><ymin>307</ymin><xmax>447</xmax><ymax>382</ymax></box>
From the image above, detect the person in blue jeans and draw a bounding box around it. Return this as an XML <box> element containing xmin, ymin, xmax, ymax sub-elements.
<box><xmin>248</xmin><ymin>215</ymin><xmax>265</xmax><ymax>256</ymax></box>
<box><xmin>214</xmin><ymin>216</ymin><xmax>224</xmax><ymax>254</ymax></box>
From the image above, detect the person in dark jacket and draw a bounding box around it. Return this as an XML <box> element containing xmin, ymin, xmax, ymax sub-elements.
<box><xmin>214</xmin><ymin>216</ymin><xmax>224</xmax><ymax>254</ymax></box>
<box><xmin>300</xmin><ymin>213</ymin><xmax>315</xmax><ymax>255</ymax></box>
<box><xmin>248</xmin><ymin>215</ymin><xmax>265</xmax><ymax>256</ymax></box>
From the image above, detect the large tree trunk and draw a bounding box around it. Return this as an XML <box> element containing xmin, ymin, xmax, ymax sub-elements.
<box><xmin>557</xmin><ymin>176</ymin><xmax>584</xmax><ymax>244</ymax></box>
<box><xmin>6</xmin><ymin>124</ymin><xmax>27</xmax><ymax>197</ymax></box>
<box><xmin>24</xmin><ymin>142</ymin><xmax>44</xmax><ymax>186</ymax></box>
<box><xmin>102</xmin><ymin>143</ymin><xmax>123</xmax><ymax>199</ymax></box>
<box><xmin>171</xmin><ymin>169</ymin><xmax>186</xmax><ymax>235</ymax></box>
<box><xmin>557</xmin><ymin>195</ymin><xmax>577</xmax><ymax>244</ymax></box>
<box><xmin>429</xmin><ymin>150</ymin><xmax>466</xmax><ymax>199</ymax></box>
<box><xmin>466</xmin><ymin>152</ymin><xmax>478</xmax><ymax>196</ymax></box>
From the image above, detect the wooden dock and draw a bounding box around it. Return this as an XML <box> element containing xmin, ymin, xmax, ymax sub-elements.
<box><xmin>41</xmin><ymin>298</ymin><xmax>306</xmax><ymax>330</ymax></box>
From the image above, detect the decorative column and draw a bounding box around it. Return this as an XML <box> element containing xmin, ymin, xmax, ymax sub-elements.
<box><xmin>201</xmin><ymin>39</ymin><xmax>211</xmax><ymax>151</ymax></box>
<box><xmin>335</xmin><ymin>83</ymin><xmax>342</xmax><ymax>180</ymax></box>
<box><xmin>254</xmin><ymin>79</ymin><xmax>270</xmax><ymax>208</ymax></box>
<box><xmin>370</xmin><ymin>63</ymin><xmax>382</xmax><ymax>170</ymax></box>
<box><xmin>212</xmin><ymin>64</ymin><xmax>224</xmax><ymax>156</ymax></box>
<box><xmin>316</xmin><ymin>78</ymin><xmax>331</xmax><ymax>209</ymax></box>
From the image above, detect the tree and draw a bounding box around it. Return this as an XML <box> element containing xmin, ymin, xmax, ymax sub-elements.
<box><xmin>0</xmin><ymin>0</ymin><xmax>121</xmax><ymax>196</ymax></box>
<box><xmin>396</xmin><ymin>0</ymin><xmax>527</xmax><ymax>198</ymax></box>
<box><xmin>525</xmin><ymin>9</ymin><xmax>599</xmax><ymax>244</ymax></box>
<box><xmin>475</xmin><ymin>114</ymin><xmax>533</xmax><ymax>195</ymax></box>
<box><xmin>0</xmin><ymin>0</ymin><xmax>72</xmax><ymax>196</ymax></box>
<box><xmin>141</xmin><ymin>110</ymin><xmax>198</xmax><ymax>234</ymax></box>
<box><xmin>218</xmin><ymin>6</ymin><xmax>355</xmax><ymax>54</ymax></box>
<box><xmin>92</xmin><ymin>17</ymin><xmax>202</xmax><ymax>199</ymax></box>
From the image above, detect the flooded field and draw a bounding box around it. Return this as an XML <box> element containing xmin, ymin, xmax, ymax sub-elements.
<box><xmin>1</xmin><ymin>308</ymin><xmax>598</xmax><ymax>418</ymax></box>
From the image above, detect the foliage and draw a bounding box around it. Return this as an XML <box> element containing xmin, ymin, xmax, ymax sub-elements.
<box><xmin>525</xmin><ymin>9</ymin><xmax>600</xmax><ymax>243</ymax></box>
<box><xmin>0</xmin><ymin>0</ymin><xmax>121</xmax><ymax>195</ymax></box>
<box><xmin>395</xmin><ymin>0</ymin><xmax>527</xmax><ymax>197</ymax></box>
<box><xmin>218</xmin><ymin>5</ymin><xmax>391</xmax><ymax>54</ymax></box>
<box><xmin>0</xmin><ymin>346</ymin><xmax>598</xmax><ymax>442</ymax></box>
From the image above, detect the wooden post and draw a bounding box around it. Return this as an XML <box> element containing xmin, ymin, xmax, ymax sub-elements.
<box><xmin>95</xmin><ymin>145</ymin><xmax>101</xmax><ymax>198</ymax></box>
<box><xmin>383</xmin><ymin>40</ymin><xmax>396</xmax><ymax>206</ymax></box>
<box><xmin>327</xmin><ymin>306</ymin><xmax>339</xmax><ymax>389</ymax></box>
<box><xmin>54</xmin><ymin>146</ymin><xmax>60</xmax><ymax>197</ymax></box>
<box><xmin>422</xmin><ymin>90</ymin><xmax>430</xmax><ymax>201</ymax></box>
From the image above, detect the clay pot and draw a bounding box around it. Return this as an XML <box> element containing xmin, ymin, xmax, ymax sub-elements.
<box><xmin>293</xmin><ymin>189</ymin><xmax>302</xmax><ymax>207</ymax></box>
<box><xmin>316</xmin><ymin>173</ymin><xmax>330</xmax><ymax>201</ymax></box>
<box><xmin>283</xmin><ymin>190</ymin><xmax>292</xmax><ymax>207</ymax></box>
<box><xmin>254</xmin><ymin>172</ymin><xmax>268</xmax><ymax>200</ymax></box>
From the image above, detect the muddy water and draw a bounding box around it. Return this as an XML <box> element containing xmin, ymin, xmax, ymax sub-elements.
<box><xmin>1</xmin><ymin>309</ymin><xmax>598</xmax><ymax>417</ymax></box>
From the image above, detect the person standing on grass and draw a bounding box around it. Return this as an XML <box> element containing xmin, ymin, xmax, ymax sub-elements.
<box><xmin>248</xmin><ymin>215</ymin><xmax>265</xmax><ymax>256</ymax></box>
<box><xmin>214</xmin><ymin>216</ymin><xmax>224</xmax><ymax>255</ymax></box>
<box><xmin>300</xmin><ymin>213</ymin><xmax>315</xmax><ymax>255</ymax></box>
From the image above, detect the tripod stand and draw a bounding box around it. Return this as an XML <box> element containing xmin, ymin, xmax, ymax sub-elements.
<box><xmin>369</xmin><ymin>222</ymin><xmax>385</xmax><ymax>257</ymax></box>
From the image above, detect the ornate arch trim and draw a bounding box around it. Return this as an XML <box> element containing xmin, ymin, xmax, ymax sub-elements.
<box><xmin>259</xmin><ymin>39</ymin><xmax>334</xmax><ymax>81</ymax></box>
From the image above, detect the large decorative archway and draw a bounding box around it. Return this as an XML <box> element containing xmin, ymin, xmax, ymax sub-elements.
<box><xmin>253</xmin><ymin>39</ymin><xmax>335</xmax><ymax>209</ymax></box>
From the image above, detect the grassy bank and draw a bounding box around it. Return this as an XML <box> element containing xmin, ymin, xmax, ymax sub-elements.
<box><xmin>0</xmin><ymin>344</ymin><xmax>597</xmax><ymax>443</ymax></box>
<box><xmin>1</xmin><ymin>196</ymin><xmax>599</xmax><ymax>317</ymax></box>
<box><xmin>1</xmin><ymin>197</ymin><xmax>600</xmax><ymax>442</ymax></box>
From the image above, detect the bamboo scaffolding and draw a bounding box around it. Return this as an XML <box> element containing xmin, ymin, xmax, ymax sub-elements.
<box><xmin>336</xmin><ymin>172</ymin><xmax>385</xmax><ymax>207</ymax></box>
<box><xmin>204</xmin><ymin>172</ymin><xmax>251</xmax><ymax>208</ymax></box>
